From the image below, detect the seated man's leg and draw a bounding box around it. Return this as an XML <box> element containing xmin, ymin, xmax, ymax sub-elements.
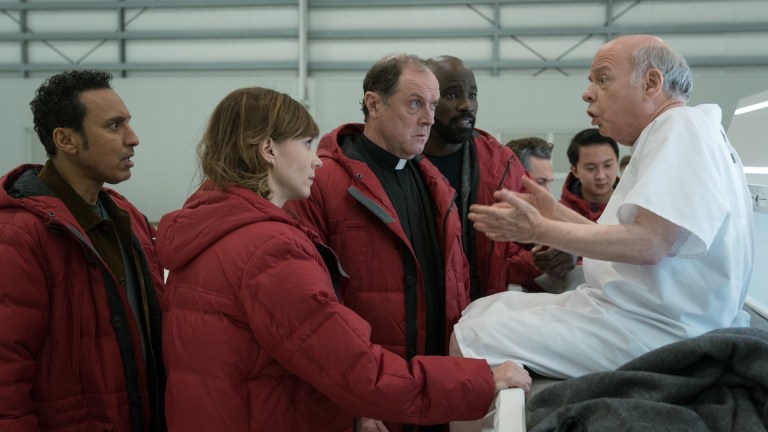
<box><xmin>453</xmin><ymin>289</ymin><xmax>651</xmax><ymax>379</ymax></box>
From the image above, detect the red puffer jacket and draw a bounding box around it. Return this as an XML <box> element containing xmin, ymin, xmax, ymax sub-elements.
<box><xmin>286</xmin><ymin>123</ymin><xmax>471</xmax><ymax>360</ymax></box>
<box><xmin>158</xmin><ymin>183</ymin><xmax>495</xmax><ymax>432</ymax></box>
<box><xmin>0</xmin><ymin>164</ymin><xmax>165</xmax><ymax>432</ymax></box>
<box><xmin>468</xmin><ymin>130</ymin><xmax>538</xmax><ymax>295</ymax></box>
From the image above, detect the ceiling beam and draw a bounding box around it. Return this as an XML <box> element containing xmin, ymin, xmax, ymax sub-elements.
<box><xmin>3</xmin><ymin>56</ymin><xmax>768</xmax><ymax>74</ymax></box>
<box><xmin>0</xmin><ymin>0</ymin><xmax>753</xmax><ymax>11</ymax></box>
<box><xmin>3</xmin><ymin>21</ymin><xmax>767</xmax><ymax>42</ymax></box>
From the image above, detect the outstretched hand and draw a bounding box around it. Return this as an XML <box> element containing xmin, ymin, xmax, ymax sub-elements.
<box><xmin>519</xmin><ymin>176</ymin><xmax>557</xmax><ymax>220</ymax></box>
<box><xmin>468</xmin><ymin>176</ymin><xmax>558</xmax><ymax>243</ymax></box>
<box><xmin>468</xmin><ymin>188</ymin><xmax>541</xmax><ymax>244</ymax></box>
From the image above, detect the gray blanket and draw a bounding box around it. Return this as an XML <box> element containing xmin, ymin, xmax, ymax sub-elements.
<box><xmin>527</xmin><ymin>327</ymin><xmax>768</xmax><ymax>431</ymax></box>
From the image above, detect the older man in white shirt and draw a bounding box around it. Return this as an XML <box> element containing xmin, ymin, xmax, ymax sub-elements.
<box><xmin>453</xmin><ymin>34</ymin><xmax>754</xmax><ymax>381</ymax></box>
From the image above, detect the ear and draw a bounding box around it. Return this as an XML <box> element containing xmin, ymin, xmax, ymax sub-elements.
<box><xmin>52</xmin><ymin>127</ymin><xmax>79</xmax><ymax>155</ymax></box>
<box><xmin>363</xmin><ymin>91</ymin><xmax>381</xmax><ymax>119</ymax></box>
<box><xmin>260</xmin><ymin>137</ymin><xmax>276</xmax><ymax>163</ymax></box>
<box><xmin>644</xmin><ymin>68</ymin><xmax>664</xmax><ymax>99</ymax></box>
<box><xmin>570</xmin><ymin>165</ymin><xmax>579</xmax><ymax>178</ymax></box>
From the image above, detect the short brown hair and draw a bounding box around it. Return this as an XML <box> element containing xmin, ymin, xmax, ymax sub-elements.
<box><xmin>198</xmin><ymin>87</ymin><xmax>319</xmax><ymax>196</ymax></box>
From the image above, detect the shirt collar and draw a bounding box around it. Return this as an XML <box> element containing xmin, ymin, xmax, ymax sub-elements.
<box><xmin>38</xmin><ymin>160</ymin><xmax>105</xmax><ymax>232</ymax></box>
<box><xmin>359</xmin><ymin>134</ymin><xmax>409</xmax><ymax>171</ymax></box>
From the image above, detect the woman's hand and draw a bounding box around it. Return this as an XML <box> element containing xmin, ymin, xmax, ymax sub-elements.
<box><xmin>491</xmin><ymin>360</ymin><xmax>532</xmax><ymax>395</ymax></box>
<box><xmin>357</xmin><ymin>417</ymin><xmax>389</xmax><ymax>432</ymax></box>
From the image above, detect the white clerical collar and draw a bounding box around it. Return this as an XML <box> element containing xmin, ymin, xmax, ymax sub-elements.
<box><xmin>395</xmin><ymin>159</ymin><xmax>407</xmax><ymax>170</ymax></box>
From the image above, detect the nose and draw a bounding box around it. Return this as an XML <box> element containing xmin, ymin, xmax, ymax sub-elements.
<box><xmin>311</xmin><ymin>150</ymin><xmax>323</xmax><ymax>169</ymax></box>
<box><xmin>595</xmin><ymin>166</ymin><xmax>607</xmax><ymax>180</ymax></box>
<box><xmin>125</xmin><ymin>123</ymin><xmax>139</xmax><ymax>147</ymax></box>
<box><xmin>421</xmin><ymin>105</ymin><xmax>435</xmax><ymax>126</ymax></box>
<box><xmin>582</xmin><ymin>84</ymin><xmax>595</xmax><ymax>103</ymax></box>
<box><xmin>458</xmin><ymin>96</ymin><xmax>475</xmax><ymax>114</ymax></box>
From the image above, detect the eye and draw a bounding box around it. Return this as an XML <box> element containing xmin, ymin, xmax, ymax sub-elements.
<box><xmin>469</xmin><ymin>92</ymin><xmax>477</xmax><ymax>100</ymax></box>
<box><xmin>304</xmin><ymin>139</ymin><xmax>313</xmax><ymax>149</ymax></box>
<box><xmin>443</xmin><ymin>92</ymin><xmax>457</xmax><ymax>100</ymax></box>
<box><xmin>108</xmin><ymin>121</ymin><xmax>120</xmax><ymax>130</ymax></box>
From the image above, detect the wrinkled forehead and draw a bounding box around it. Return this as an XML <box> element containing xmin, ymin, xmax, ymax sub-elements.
<box><xmin>397</xmin><ymin>67</ymin><xmax>440</xmax><ymax>98</ymax></box>
<box><xmin>589</xmin><ymin>43</ymin><xmax>633</xmax><ymax>77</ymax></box>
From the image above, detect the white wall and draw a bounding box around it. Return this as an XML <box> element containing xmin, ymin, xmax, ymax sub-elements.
<box><xmin>1</xmin><ymin>69</ymin><xmax>766</xmax><ymax>221</ymax></box>
<box><xmin>749</xmin><ymin>207</ymin><xmax>768</xmax><ymax>315</ymax></box>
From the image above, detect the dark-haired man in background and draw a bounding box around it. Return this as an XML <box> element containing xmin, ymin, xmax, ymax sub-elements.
<box><xmin>560</xmin><ymin>128</ymin><xmax>620</xmax><ymax>222</ymax></box>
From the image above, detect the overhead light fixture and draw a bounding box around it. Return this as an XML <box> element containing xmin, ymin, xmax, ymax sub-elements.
<box><xmin>735</xmin><ymin>100</ymin><xmax>768</xmax><ymax>116</ymax></box>
<box><xmin>744</xmin><ymin>167</ymin><xmax>768</xmax><ymax>175</ymax></box>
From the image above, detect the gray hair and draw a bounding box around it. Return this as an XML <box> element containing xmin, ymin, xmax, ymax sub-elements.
<box><xmin>630</xmin><ymin>44</ymin><xmax>692</xmax><ymax>102</ymax></box>
<box><xmin>506</xmin><ymin>137</ymin><xmax>554</xmax><ymax>171</ymax></box>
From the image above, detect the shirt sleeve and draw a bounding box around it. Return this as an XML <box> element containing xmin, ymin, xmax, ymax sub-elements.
<box><xmin>617</xmin><ymin>108</ymin><xmax>731</xmax><ymax>257</ymax></box>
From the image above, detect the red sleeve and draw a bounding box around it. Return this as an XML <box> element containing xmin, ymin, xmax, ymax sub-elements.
<box><xmin>505</xmin><ymin>242</ymin><xmax>544</xmax><ymax>292</ymax></box>
<box><xmin>240</xmin><ymin>232</ymin><xmax>495</xmax><ymax>424</ymax></box>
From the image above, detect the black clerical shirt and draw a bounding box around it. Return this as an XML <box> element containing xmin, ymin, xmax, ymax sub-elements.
<box><xmin>356</xmin><ymin>135</ymin><xmax>446</xmax><ymax>357</ymax></box>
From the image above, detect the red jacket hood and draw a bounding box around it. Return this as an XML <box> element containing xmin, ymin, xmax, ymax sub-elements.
<box><xmin>317</xmin><ymin>123</ymin><xmax>365</xmax><ymax>160</ymax></box>
<box><xmin>157</xmin><ymin>181</ymin><xmax>320</xmax><ymax>270</ymax></box>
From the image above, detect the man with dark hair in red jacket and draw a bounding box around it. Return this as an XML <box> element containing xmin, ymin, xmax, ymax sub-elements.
<box><xmin>560</xmin><ymin>127</ymin><xmax>620</xmax><ymax>222</ymax></box>
<box><xmin>0</xmin><ymin>70</ymin><xmax>165</xmax><ymax>432</ymax></box>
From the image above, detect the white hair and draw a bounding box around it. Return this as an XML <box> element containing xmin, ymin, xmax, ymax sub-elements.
<box><xmin>630</xmin><ymin>44</ymin><xmax>693</xmax><ymax>102</ymax></box>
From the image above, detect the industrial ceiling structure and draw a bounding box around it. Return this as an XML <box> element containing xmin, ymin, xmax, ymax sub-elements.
<box><xmin>1</xmin><ymin>0</ymin><xmax>767</xmax><ymax>78</ymax></box>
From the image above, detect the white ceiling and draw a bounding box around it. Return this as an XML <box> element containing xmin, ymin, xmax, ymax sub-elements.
<box><xmin>1</xmin><ymin>0</ymin><xmax>767</xmax><ymax>77</ymax></box>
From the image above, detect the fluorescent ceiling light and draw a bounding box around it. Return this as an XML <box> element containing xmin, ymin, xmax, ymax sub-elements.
<box><xmin>744</xmin><ymin>167</ymin><xmax>768</xmax><ymax>174</ymax></box>
<box><xmin>735</xmin><ymin>100</ymin><xmax>768</xmax><ymax>116</ymax></box>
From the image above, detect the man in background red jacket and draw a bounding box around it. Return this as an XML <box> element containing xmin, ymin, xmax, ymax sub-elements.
<box><xmin>560</xmin><ymin>128</ymin><xmax>620</xmax><ymax>222</ymax></box>
<box><xmin>424</xmin><ymin>56</ymin><xmax>548</xmax><ymax>295</ymax></box>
